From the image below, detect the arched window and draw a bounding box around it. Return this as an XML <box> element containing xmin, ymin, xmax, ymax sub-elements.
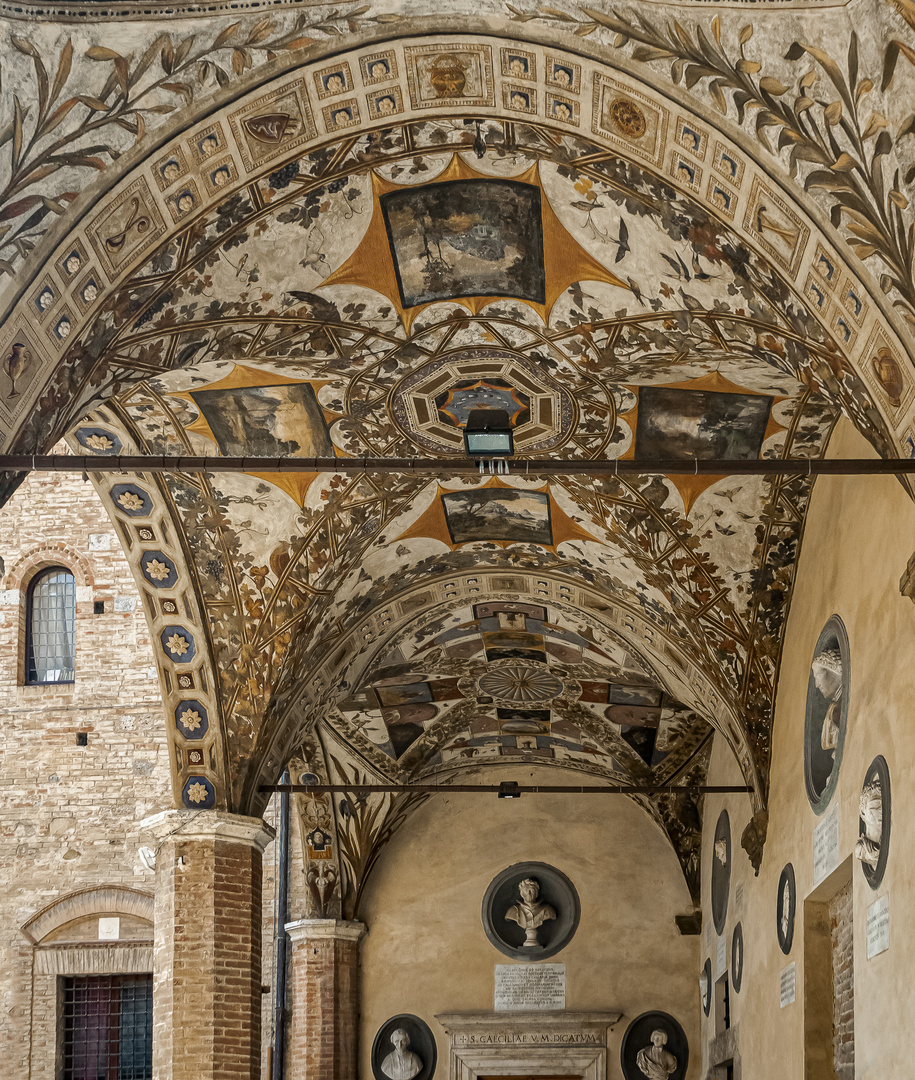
<box><xmin>26</xmin><ymin>567</ymin><xmax>76</xmax><ymax>684</ymax></box>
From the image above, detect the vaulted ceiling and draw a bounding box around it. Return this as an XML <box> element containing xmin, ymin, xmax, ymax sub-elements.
<box><xmin>3</xmin><ymin>16</ymin><xmax>914</xmax><ymax>907</ymax></box>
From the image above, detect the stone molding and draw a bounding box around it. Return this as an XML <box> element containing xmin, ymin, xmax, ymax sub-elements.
<box><xmin>286</xmin><ymin>917</ymin><xmax>366</xmax><ymax>943</ymax></box>
<box><xmin>140</xmin><ymin>808</ymin><xmax>275</xmax><ymax>851</ymax></box>
<box><xmin>21</xmin><ymin>884</ymin><xmax>153</xmax><ymax>943</ymax></box>
<box><xmin>435</xmin><ymin>1011</ymin><xmax>622</xmax><ymax>1080</ymax></box>
<box><xmin>35</xmin><ymin>941</ymin><xmax>154</xmax><ymax>975</ymax></box>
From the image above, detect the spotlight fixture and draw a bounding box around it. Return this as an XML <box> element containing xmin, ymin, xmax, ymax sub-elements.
<box><xmin>497</xmin><ymin>781</ymin><xmax>521</xmax><ymax>799</ymax></box>
<box><xmin>464</xmin><ymin>408</ymin><xmax>514</xmax><ymax>474</ymax></box>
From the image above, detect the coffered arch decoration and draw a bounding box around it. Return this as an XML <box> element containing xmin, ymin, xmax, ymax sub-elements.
<box><xmin>0</xmin><ymin>26</ymin><xmax>898</xmax><ymax>888</ymax></box>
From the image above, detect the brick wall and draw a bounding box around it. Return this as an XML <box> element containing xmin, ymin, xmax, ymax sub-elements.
<box><xmin>0</xmin><ymin>466</ymin><xmax>172</xmax><ymax>1075</ymax></box>
<box><xmin>830</xmin><ymin>880</ymin><xmax>854</xmax><ymax>1080</ymax></box>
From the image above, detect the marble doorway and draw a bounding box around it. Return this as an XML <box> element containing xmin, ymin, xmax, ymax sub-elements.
<box><xmin>435</xmin><ymin>1012</ymin><xmax>621</xmax><ymax>1080</ymax></box>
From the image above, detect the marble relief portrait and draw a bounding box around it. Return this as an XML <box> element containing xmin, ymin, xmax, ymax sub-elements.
<box><xmin>855</xmin><ymin>755</ymin><xmax>891</xmax><ymax>889</ymax></box>
<box><xmin>804</xmin><ymin>616</ymin><xmax>850</xmax><ymax>811</ymax></box>
<box><xmin>621</xmin><ymin>1012</ymin><xmax>688</xmax><ymax>1080</ymax></box>
<box><xmin>776</xmin><ymin>863</ymin><xmax>795</xmax><ymax>955</ymax></box>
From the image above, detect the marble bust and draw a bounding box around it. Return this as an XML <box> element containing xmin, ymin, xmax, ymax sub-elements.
<box><xmin>381</xmin><ymin>1029</ymin><xmax>422</xmax><ymax>1080</ymax></box>
<box><xmin>811</xmin><ymin>647</ymin><xmax>843</xmax><ymax>751</ymax></box>
<box><xmin>854</xmin><ymin>777</ymin><xmax>883</xmax><ymax>868</ymax></box>
<box><xmin>780</xmin><ymin>879</ymin><xmax>791</xmax><ymax>941</ymax></box>
<box><xmin>505</xmin><ymin>877</ymin><xmax>557</xmax><ymax>946</ymax></box>
<box><xmin>636</xmin><ymin>1029</ymin><xmax>678</xmax><ymax>1079</ymax></box>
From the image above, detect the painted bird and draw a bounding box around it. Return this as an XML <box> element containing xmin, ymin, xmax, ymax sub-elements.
<box><xmin>627</xmin><ymin>276</ymin><xmax>645</xmax><ymax>305</ymax></box>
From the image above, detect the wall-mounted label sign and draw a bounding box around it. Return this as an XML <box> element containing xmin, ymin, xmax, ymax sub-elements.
<box><xmin>495</xmin><ymin>963</ymin><xmax>566</xmax><ymax>1010</ymax></box>
<box><xmin>779</xmin><ymin>962</ymin><xmax>796</xmax><ymax>1008</ymax></box>
<box><xmin>716</xmin><ymin>935</ymin><xmax>727</xmax><ymax>977</ymax></box>
<box><xmin>866</xmin><ymin>895</ymin><xmax>889</xmax><ymax>959</ymax></box>
<box><xmin>813</xmin><ymin>805</ymin><xmax>840</xmax><ymax>886</ymax></box>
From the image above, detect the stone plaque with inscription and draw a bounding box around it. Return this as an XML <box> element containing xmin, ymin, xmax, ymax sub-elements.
<box><xmin>716</xmin><ymin>935</ymin><xmax>726</xmax><ymax>977</ymax></box>
<box><xmin>813</xmin><ymin>805</ymin><xmax>839</xmax><ymax>886</ymax></box>
<box><xmin>866</xmin><ymin>895</ymin><xmax>889</xmax><ymax>959</ymax></box>
<box><xmin>495</xmin><ymin>963</ymin><xmax>566</xmax><ymax>1010</ymax></box>
<box><xmin>779</xmin><ymin>962</ymin><xmax>796</xmax><ymax>1008</ymax></box>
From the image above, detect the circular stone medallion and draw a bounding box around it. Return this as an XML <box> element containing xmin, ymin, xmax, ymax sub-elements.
<box><xmin>856</xmin><ymin>755</ymin><xmax>891</xmax><ymax>890</ymax></box>
<box><xmin>804</xmin><ymin>615</ymin><xmax>850</xmax><ymax>813</ymax></box>
<box><xmin>620</xmin><ymin>1011</ymin><xmax>688</xmax><ymax>1080</ymax></box>
<box><xmin>710</xmin><ymin>809</ymin><xmax>731</xmax><ymax>935</ymax></box>
<box><xmin>477</xmin><ymin>663</ymin><xmax>563</xmax><ymax>704</ymax></box>
<box><xmin>371</xmin><ymin>1014</ymin><xmax>436</xmax><ymax>1080</ymax></box>
<box><xmin>731</xmin><ymin>922</ymin><xmax>744</xmax><ymax>994</ymax></box>
<box><xmin>776</xmin><ymin>863</ymin><xmax>796</xmax><ymax>955</ymax></box>
<box><xmin>482</xmin><ymin>862</ymin><xmax>580</xmax><ymax>961</ymax></box>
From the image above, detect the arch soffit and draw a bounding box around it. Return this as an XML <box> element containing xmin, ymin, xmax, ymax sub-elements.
<box><xmin>56</xmin><ymin>426</ymin><xmax>234</xmax><ymax>814</ymax></box>
<box><xmin>0</xmin><ymin>25</ymin><xmax>910</xmax><ymax>461</ymax></box>
<box><xmin>21</xmin><ymin>885</ymin><xmax>154</xmax><ymax>944</ymax></box>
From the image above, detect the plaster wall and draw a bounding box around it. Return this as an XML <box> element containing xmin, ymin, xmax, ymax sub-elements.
<box><xmin>358</xmin><ymin>767</ymin><xmax>700</xmax><ymax>1080</ymax></box>
<box><xmin>699</xmin><ymin>416</ymin><xmax>915</xmax><ymax>1079</ymax></box>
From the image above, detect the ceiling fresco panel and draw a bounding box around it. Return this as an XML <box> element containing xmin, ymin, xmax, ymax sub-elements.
<box><xmin>0</xmin><ymin>21</ymin><xmax>911</xmax><ymax>892</ymax></box>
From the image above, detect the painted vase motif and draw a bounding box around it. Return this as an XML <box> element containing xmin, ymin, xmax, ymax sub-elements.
<box><xmin>429</xmin><ymin>56</ymin><xmax>467</xmax><ymax>97</ymax></box>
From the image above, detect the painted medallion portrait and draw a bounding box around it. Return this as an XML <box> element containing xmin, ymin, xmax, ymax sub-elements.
<box><xmin>381</xmin><ymin>179</ymin><xmax>545</xmax><ymax>308</ymax></box>
<box><xmin>803</xmin><ymin>616</ymin><xmax>850</xmax><ymax>812</ymax></box>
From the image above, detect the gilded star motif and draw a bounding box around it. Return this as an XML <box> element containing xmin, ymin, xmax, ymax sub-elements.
<box><xmin>145</xmin><ymin>558</ymin><xmax>171</xmax><ymax>581</ymax></box>
<box><xmin>186</xmin><ymin>782</ymin><xmax>209</xmax><ymax>804</ymax></box>
<box><xmin>117</xmin><ymin>491</ymin><xmax>144</xmax><ymax>511</ymax></box>
<box><xmin>85</xmin><ymin>434</ymin><xmax>113</xmax><ymax>451</ymax></box>
<box><xmin>166</xmin><ymin>633</ymin><xmax>190</xmax><ymax>657</ymax></box>
<box><xmin>179</xmin><ymin>709</ymin><xmax>202</xmax><ymax>731</ymax></box>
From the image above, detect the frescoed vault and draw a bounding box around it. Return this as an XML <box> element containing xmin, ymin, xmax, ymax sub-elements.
<box><xmin>4</xmin><ymin>19</ymin><xmax>915</xmax><ymax>909</ymax></box>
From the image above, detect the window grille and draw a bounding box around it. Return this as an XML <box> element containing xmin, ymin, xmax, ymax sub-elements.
<box><xmin>62</xmin><ymin>975</ymin><xmax>153</xmax><ymax>1080</ymax></box>
<box><xmin>26</xmin><ymin>567</ymin><xmax>75</xmax><ymax>684</ymax></box>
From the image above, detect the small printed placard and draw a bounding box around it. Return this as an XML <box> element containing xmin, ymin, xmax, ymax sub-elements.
<box><xmin>813</xmin><ymin>805</ymin><xmax>840</xmax><ymax>886</ymax></box>
<box><xmin>495</xmin><ymin>963</ymin><xmax>566</xmax><ymax>1011</ymax></box>
<box><xmin>716</xmin><ymin>935</ymin><xmax>727</xmax><ymax>977</ymax></box>
<box><xmin>779</xmin><ymin>962</ymin><xmax>796</xmax><ymax>1008</ymax></box>
<box><xmin>98</xmin><ymin>917</ymin><xmax>120</xmax><ymax>941</ymax></box>
<box><xmin>866</xmin><ymin>895</ymin><xmax>889</xmax><ymax>959</ymax></box>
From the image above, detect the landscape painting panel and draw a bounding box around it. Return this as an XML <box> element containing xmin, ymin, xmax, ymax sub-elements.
<box><xmin>635</xmin><ymin>387</ymin><xmax>772</xmax><ymax>460</ymax></box>
<box><xmin>381</xmin><ymin>180</ymin><xmax>545</xmax><ymax>307</ymax></box>
<box><xmin>192</xmin><ymin>382</ymin><xmax>333</xmax><ymax>457</ymax></box>
<box><xmin>442</xmin><ymin>489</ymin><xmax>552</xmax><ymax>544</ymax></box>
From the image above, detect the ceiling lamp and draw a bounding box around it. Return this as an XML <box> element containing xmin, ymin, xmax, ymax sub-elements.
<box><xmin>464</xmin><ymin>408</ymin><xmax>514</xmax><ymax>474</ymax></box>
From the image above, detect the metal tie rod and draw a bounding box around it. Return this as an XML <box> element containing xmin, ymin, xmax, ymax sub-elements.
<box><xmin>4</xmin><ymin>453</ymin><xmax>915</xmax><ymax>476</ymax></box>
<box><xmin>260</xmin><ymin>783</ymin><xmax>753</xmax><ymax>795</ymax></box>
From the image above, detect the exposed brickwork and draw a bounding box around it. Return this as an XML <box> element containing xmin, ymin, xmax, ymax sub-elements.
<box><xmin>830</xmin><ymin>880</ymin><xmax>854</xmax><ymax>1080</ymax></box>
<box><xmin>286</xmin><ymin>921</ymin><xmax>364</xmax><ymax>1080</ymax></box>
<box><xmin>0</xmin><ymin>466</ymin><xmax>171</xmax><ymax>1077</ymax></box>
<box><xmin>150</xmin><ymin>813</ymin><xmax>273</xmax><ymax>1080</ymax></box>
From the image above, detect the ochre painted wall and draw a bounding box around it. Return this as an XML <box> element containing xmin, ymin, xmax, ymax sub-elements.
<box><xmin>700</xmin><ymin>416</ymin><xmax>915</xmax><ymax>1079</ymax></box>
<box><xmin>358</xmin><ymin>767</ymin><xmax>700</xmax><ymax>1079</ymax></box>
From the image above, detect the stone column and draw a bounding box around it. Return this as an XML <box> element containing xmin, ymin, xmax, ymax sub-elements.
<box><xmin>141</xmin><ymin>810</ymin><xmax>275</xmax><ymax>1080</ymax></box>
<box><xmin>285</xmin><ymin>918</ymin><xmax>366</xmax><ymax>1080</ymax></box>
